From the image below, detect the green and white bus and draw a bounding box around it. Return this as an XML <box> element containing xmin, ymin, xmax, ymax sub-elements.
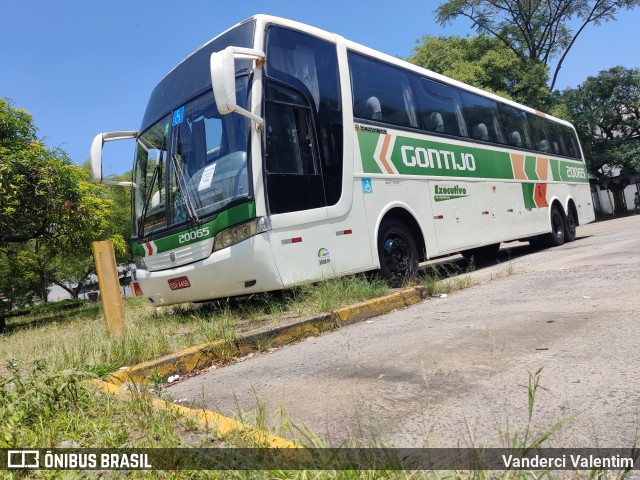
<box><xmin>91</xmin><ymin>15</ymin><xmax>595</xmax><ymax>306</ymax></box>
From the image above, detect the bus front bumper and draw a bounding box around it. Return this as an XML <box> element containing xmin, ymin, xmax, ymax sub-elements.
<box><xmin>134</xmin><ymin>234</ymin><xmax>282</xmax><ymax>306</ymax></box>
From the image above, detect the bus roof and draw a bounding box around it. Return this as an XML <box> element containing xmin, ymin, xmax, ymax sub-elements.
<box><xmin>159</xmin><ymin>13</ymin><xmax>575</xmax><ymax>131</ymax></box>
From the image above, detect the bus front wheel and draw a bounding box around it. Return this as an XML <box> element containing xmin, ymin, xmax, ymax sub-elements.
<box><xmin>377</xmin><ymin>219</ymin><xmax>418</xmax><ymax>288</ymax></box>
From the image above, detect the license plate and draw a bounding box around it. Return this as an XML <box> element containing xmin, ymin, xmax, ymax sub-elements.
<box><xmin>168</xmin><ymin>276</ymin><xmax>191</xmax><ymax>290</ymax></box>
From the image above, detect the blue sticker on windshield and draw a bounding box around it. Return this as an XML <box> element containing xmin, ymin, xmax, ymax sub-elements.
<box><xmin>172</xmin><ymin>106</ymin><xmax>185</xmax><ymax>126</ymax></box>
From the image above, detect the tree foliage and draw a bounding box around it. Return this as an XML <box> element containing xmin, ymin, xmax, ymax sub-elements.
<box><xmin>49</xmin><ymin>163</ymin><xmax>130</xmax><ymax>299</ymax></box>
<box><xmin>557</xmin><ymin>66</ymin><xmax>640</xmax><ymax>212</ymax></box>
<box><xmin>435</xmin><ymin>0</ymin><xmax>640</xmax><ymax>90</ymax></box>
<box><xmin>408</xmin><ymin>34</ymin><xmax>551</xmax><ymax>109</ymax></box>
<box><xmin>0</xmin><ymin>98</ymin><xmax>129</xmax><ymax>303</ymax></box>
<box><xmin>1</xmin><ymin>98</ymin><xmax>83</xmax><ymax>244</ymax></box>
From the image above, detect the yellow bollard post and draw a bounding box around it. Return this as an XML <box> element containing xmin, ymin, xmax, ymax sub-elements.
<box><xmin>92</xmin><ymin>240</ymin><xmax>126</xmax><ymax>334</ymax></box>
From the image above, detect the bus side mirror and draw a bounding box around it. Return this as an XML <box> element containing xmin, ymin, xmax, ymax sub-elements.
<box><xmin>90</xmin><ymin>131</ymin><xmax>138</xmax><ymax>186</ymax></box>
<box><xmin>210</xmin><ymin>46</ymin><xmax>265</xmax><ymax>126</ymax></box>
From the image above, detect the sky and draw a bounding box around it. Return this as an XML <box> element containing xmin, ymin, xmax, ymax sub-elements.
<box><xmin>2</xmin><ymin>0</ymin><xmax>639</xmax><ymax>176</ymax></box>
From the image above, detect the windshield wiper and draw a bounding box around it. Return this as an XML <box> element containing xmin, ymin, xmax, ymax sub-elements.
<box><xmin>171</xmin><ymin>152</ymin><xmax>200</xmax><ymax>224</ymax></box>
<box><xmin>138</xmin><ymin>155</ymin><xmax>164</xmax><ymax>240</ymax></box>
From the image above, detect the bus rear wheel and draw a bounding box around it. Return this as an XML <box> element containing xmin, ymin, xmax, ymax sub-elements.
<box><xmin>377</xmin><ymin>219</ymin><xmax>418</xmax><ymax>288</ymax></box>
<box><xmin>541</xmin><ymin>205</ymin><xmax>566</xmax><ymax>247</ymax></box>
<box><xmin>564</xmin><ymin>208</ymin><xmax>577</xmax><ymax>242</ymax></box>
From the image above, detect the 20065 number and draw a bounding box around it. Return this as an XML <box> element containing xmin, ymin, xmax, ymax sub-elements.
<box><xmin>178</xmin><ymin>227</ymin><xmax>210</xmax><ymax>244</ymax></box>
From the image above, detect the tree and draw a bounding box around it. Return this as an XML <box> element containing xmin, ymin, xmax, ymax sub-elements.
<box><xmin>435</xmin><ymin>0</ymin><xmax>640</xmax><ymax>90</ymax></box>
<box><xmin>408</xmin><ymin>34</ymin><xmax>551</xmax><ymax>109</ymax></box>
<box><xmin>48</xmin><ymin>163</ymin><xmax>130</xmax><ymax>299</ymax></box>
<box><xmin>0</xmin><ymin>247</ymin><xmax>38</xmax><ymax>310</ymax></box>
<box><xmin>557</xmin><ymin>66</ymin><xmax>640</xmax><ymax>213</ymax></box>
<box><xmin>0</xmin><ymin>98</ymin><xmax>82</xmax><ymax>244</ymax></box>
<box><xmin>0</xmin><ymin>98</ymin><xmax>128</xmax><ymax>302</ymax></box>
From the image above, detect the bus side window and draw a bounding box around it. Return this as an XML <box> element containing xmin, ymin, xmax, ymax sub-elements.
<box><xmin>265</xmin><ymin>99</ymin><xmax>317</xmax><ymax>175</ymax></box>
<box><xmin>348</xmin><ymin>52</ymin><xmax>418</xmax><ymax>129</ymax></box>
<box><xmin>459</xmin><ymin>91</ymin><xmax>505</xmax><ymax>144</ymax></box>
<box><xmin>498</xmin><ymin>103</ymin><xmax>532</xmax><ymax>149</ymax></box>
<box><xmin>545</xmin><ymin>120</ymin><xmax>568</xmax><ymax>157</ymax></box>
<box><xmin>561</xmin><ymin>125</ymin><xmax>580</xmax><ymax>158</ymax></box>
<box><xmin>414</xmin><ymin>77</ymin><xmax>463</xmax><ymax>137</ymax></box>
<box><xmin>526</xmin><ymin>113</ymin><xmax>551</xmax><ymax>154</ymax></box>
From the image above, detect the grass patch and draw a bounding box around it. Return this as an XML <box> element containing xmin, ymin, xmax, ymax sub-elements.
<box><xmin>1</xmin><ymin>299</ymin><xmax>101</xmax><ymax>334</ymax></box>
<box><xmin>419</xmin><ymin>260</ymin><xmax>477</xmax><ymax>296</ymax></box>
<box><xmin>291</xmin><ymin>274</ymin><xmax>389</xmax><ymax>314</ymax></box>
<box><xmin>491</xmin><ymin>261</ymin><xmax>516</xmax><ymax>280</ymax></box>
<box><xmin>0</xmin><ymin>358</ymin><xmax>209</xmax><ymax>450</ymax></box>
<box><xmin>0</xmin><ymin>275</ymin><xmax>388</xmax><ymax>378</ymax></box>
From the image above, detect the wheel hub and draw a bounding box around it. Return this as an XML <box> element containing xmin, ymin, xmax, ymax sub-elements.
<box><xmin>383</xmin><ymin>237</ymin><xmax>410</xmax><ymax>273</ymax></box>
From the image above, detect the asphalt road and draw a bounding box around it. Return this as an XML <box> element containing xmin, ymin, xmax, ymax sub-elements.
<box><xmin>167</xmin><ymin>215</ymin><xmax>640</xmax><ymax>448</ymax></box>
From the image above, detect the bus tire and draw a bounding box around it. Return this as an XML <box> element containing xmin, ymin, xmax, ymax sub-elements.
<box><xmin>542</xmin><ymin>205</ymin><xmax>566</xmax><ymax>247</ymax></box>
<box><xmin>564</xmin><ymin>207</ymin><xmax>577</xmax><ymax>242</ymax></box>
<box><xmin>377</xmin><ymin>219</ymin><xmax>418</xmax><ymax>288</ymax></box>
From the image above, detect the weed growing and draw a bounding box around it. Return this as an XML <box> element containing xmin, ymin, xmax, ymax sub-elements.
<box><xmin>419</xmin><ymin>260</ymin><xmax>477</xmax><ymax>296</ymax></box>
<box><xmin>291</xmin><ymin>274</ymin><xmax>389</xmax><ymax>314</ymax></box>
<box><xmin>0</xmin><ymin>275</ymin><xmax>390</xmax><ymax>379</ymax></box>
<box><xmin>491</xmin><ymin>261</ymin><xmax>516</xmax><ymax>280</ymax></box>
<box><xmin>0</xmin><ymin>359</ymin><xmax>206</xmax><ymax>450</ymax></box>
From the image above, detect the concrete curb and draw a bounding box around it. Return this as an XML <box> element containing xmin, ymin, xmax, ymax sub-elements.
<box><xmin>107</xmin><ymin>285</ymin><xmax>430</xmax><ymax>386</ymax></box>
<box><xmin>91</xmin><ymin>379</ymin><xmax>297</xmax><ymax>448</ymax></box>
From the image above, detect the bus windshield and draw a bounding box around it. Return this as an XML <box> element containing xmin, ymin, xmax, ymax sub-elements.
<box><xmin>133</xmin><ymin>83</ymin><xmax>250</xmax><ymax>239</ymax></box>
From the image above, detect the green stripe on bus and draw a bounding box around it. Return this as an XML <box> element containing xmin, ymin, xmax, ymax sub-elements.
<box><xmin>357</xmin><ymin>131</ymin><xmax>588</xmax><ymax>183</ymax></box>
<box><xmin>558</xmin><ymin>162</ymin><xmax>588</xmax><ymax>183</ymax></box>
<box><xmin>356</xmin><ymin>129</ymin><xmax>382</xmax><ymax>174</ymax></box>
<box><xmin>133</xmin><ymin>201</ymin><xmax>256</xmax><ymax>256</ymax></box>
<box><xmin>361</xmin><ymin>131</ymin><xmax>515</xmax><ymax>179</ymax></box>
<box><xmin>550</xmin><ymin>159</ymin><xmax>560</xmax><ymax>181</ymax></box>
<box><xmin>524</xmin><ymin>156</ymin><xmax>538</xmax><ymax>181</ymax></box>
<box><xmin>132</xmin><ymin>242</ymin><xmax>145</xmax><ymax>256</ymax></box>
<box><xmin>521</xmin><ymin>184</ymin><xmax>536</xmax><ymax>210</ymax></box>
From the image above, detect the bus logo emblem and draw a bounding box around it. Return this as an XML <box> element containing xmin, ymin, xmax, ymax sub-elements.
<box><xmin>318</xmin><ymin>248</ymin><xmax>331</xmax><ymax>266</ymax></box>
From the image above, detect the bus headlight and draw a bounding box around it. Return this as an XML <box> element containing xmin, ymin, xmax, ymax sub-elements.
<box><xmin>213</xmin><ymin>217</ymin><xmax>271</xmax><ymax>252</ymax></box>
<box><xmin>133</xmin><ymin>255</ymin><xmax>147</xmax><ymax>269</ymax></box>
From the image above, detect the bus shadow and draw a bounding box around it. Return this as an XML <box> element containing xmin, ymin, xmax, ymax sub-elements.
<box><xmin>419</xmin><ymin>235</ymin><xmax>592</xmax><ymax>281</ymax></box>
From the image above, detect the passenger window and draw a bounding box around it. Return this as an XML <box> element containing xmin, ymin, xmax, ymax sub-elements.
<box><xmin>459</xmin><ymin>91</ymin><xmax>505</xmax><ymax>144</ymax></box>
<box><xmin>414</xmin><ymin>77</ymin><xmax>463</xmax><ymax>136</ymax></box>
<box><xmin>545</xmin><ymin>121</ymin><xmax>567</xmax><ymax>156</ymax></box>
<box><xmin>498</xmin><ymin>104</ymin><xmax>532</xmax><ymax>149</ymax></box>
<box><xmin>561</xmin><ymin>125</ymin><xmax>580</xmax><ymax>158</ymax></box>
<box><xmin>526</xmin><ymin>113</ymin><xmax>551</xmax><ymax>153</ymax></box>
<box><xmin>349</xmin><ymin>52</ymin><xmax>419</xmax><ymax>129</ymax></box>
